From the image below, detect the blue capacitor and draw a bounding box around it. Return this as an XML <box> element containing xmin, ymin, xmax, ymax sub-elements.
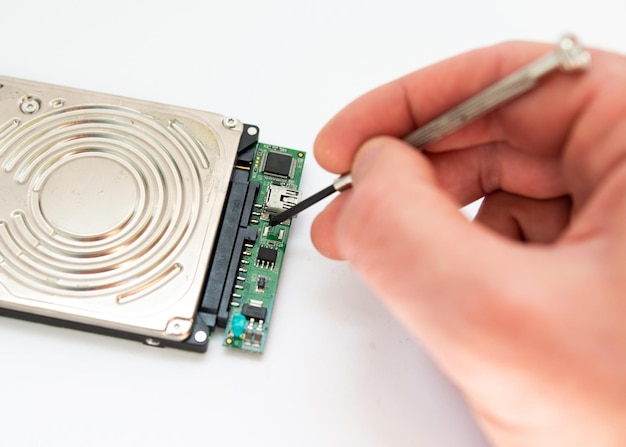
<box><xmin>232</xmin><ymin>313</ymin><xmax>247</xmax><ymax>337</ymax></box>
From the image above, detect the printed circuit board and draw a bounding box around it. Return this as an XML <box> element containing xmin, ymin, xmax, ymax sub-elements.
<box><xmin>223</xmin><ymin>144</ymin><xmax>305</xmax><ymax>353</ymax></box>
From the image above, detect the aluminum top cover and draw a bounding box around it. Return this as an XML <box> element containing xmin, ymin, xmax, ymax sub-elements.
<box><xmin>0</xmin><ymin>76</ymin><xmax>242</xmax><ymax>341</ymax></box>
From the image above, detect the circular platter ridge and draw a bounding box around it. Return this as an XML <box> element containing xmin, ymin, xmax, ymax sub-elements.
<box><xmin>0</xmin><ymin>105</ymin><xmax>203</xmax><ymax>298</ymax></box>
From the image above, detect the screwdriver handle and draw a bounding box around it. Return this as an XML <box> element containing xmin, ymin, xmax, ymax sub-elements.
<box><xmin>405</xmin><ymin>34</ymin><xmax>590</xmax><ymax>147</ymax></box>
<box><xmin>336</xmin><ymin>34</ymin><xmax>591</xmax><ymax>191</ymax></box>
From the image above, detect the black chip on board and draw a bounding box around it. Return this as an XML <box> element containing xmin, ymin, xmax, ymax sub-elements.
<box><xmin>257</xmin><ymin>276</ymin><xmax>266</xmax><ymax>289</ymax></box>
<box><xmin>242</xmin><ymin>304</ymin><xmax>268</xmax><ymax>320</ymax></box>
<box><xmin>263</xmin><ymin>151</ymin><xmax>293</xmax><ymax>177</ymax></box>
<box><xmin>257</xmin><ymin>246</ymin><xmax>278</xmax><ymax>264</ymax></box>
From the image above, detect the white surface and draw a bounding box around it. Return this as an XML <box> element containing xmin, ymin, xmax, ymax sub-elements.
<box><xmin>0</xmin><ymin>2</ymin><xmax>624</xmax><ymax>446</ymax></box>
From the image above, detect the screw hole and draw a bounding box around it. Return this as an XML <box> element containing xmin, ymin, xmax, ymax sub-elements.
<box><xmin>50</xmin><ymin>98</ymin><xmax>65</xmax><ymax>108</ymax></box>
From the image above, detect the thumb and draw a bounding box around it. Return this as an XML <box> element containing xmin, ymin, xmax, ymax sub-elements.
<box><xmin>334</xmin><ymin>136</ymin><xmax>521</xmax><ymax>334</ymax></box>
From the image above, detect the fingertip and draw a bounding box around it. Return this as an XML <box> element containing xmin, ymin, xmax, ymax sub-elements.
<box><xmin>331</xmin><ymin>136</ymin><xmax>440</xmax><ymax>263</ymax></box>
<box><xmin>313</xmin><ymin>80</ymin><xmax>415</xmax><ymax>174</ymax></box>
<box><xmin>312</xmin><ymin>123</ymin><xmax>339</xmax><ymax>173</ymax></box>
<box><xmin>351</xmin><ymin>136</ymin><xmax>437</xmax><ymax>186</ymax></box>
<box><xmin>351</xmin><ymin>136</ymin><xmax>399</xmax><ymax>182</ymax></box>
<box><xmin>310</xmin><ymin>192</ymin><xmax>351</xmax><ymax>260</ymax></box>
<box><xmin>313</xmin><ymin>111</ymin><xmax>355</xmax><ymax>174</ymax></box>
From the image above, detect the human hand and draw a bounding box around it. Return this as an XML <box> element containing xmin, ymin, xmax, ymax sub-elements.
<box><xmin>311</xmin><ymin>41</ymin><xmax>626</xmax><ymax>447</ymax></box>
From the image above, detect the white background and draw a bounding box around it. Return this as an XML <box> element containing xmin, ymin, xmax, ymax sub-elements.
<box><xmin>1</xmin><ymin>2</ymin><xmax>624</xmax><ymax>446</ymax></box>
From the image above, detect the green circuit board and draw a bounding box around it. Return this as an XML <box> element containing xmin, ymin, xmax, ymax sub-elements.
<box><xmin>223</xmin><ymin>143</ymin><xmax>305</xmax><ymax>353</ymax></box>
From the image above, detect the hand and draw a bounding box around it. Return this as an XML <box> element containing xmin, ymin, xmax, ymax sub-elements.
<box><xmin>311</xmin><ymin>41</ymin><xmax>626</xmax><ymax>447</ymax></box>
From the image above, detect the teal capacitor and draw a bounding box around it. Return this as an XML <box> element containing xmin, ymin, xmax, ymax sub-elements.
<box><xmin>232</xmin><ymin>313</ymin><xmax>247</xmax><ymax>337</ymax></box>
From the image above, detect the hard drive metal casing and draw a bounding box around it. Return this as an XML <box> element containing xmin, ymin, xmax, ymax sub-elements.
<box><xmin>0</xmin><ymin>76</ymin><xmax>242</xmax><ymax>349</ymax></box>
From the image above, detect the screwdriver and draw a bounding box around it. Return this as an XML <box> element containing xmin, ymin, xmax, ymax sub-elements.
<box><xmin>269</xmin><ymin>35</ymin><xmax>591</xmax><ymax>227</ymax></box>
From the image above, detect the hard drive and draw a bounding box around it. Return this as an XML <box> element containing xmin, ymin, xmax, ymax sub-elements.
<box><xmin>0</xmin><ymin>76</ymin><xmax>304</xmax><ymax>353</ymax></box>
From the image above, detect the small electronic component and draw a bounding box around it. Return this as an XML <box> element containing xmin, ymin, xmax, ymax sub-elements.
<box><xmin>231</xmin><ymin>313</ymin><xmax>247</xmax><ymax>338</ymax></box>
<box><xmin>265</xmin><ymin>184</ymin><xmax>301</xmax><ymax>214</ymax></box>
<box><xmin>262</xmin><ymin>151</ymin><xmax>294</xmax><ymax>178</ymax></box>
<box><xmin>241</xmin><ymin>303</ymin><xmax>268</xmax><ymax>321</ymax></box>
<box><xmin>257</xmin><ymin>276</ymin><xmax>266</xmax><ymax>292</ymax></box>
<box><xmin>257</xmin><ymin>246</ymin><xmax>278</xmax><ymax>269</ymax></box>
<box><xmin>244</xmin><ymin>319</ymin><xmax>264</xmax><ymax>347</ymax></box>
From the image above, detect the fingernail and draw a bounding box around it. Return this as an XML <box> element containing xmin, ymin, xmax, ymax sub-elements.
<box><xmin>352</xmin><ymin>137</ymin><xmax>387</xmax><ymax>182</ymax></box>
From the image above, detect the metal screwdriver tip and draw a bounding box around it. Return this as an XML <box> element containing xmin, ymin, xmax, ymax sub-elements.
<box><xmin>269</xmin><ymin>175</ymin><xmax>352</xmax><ymax>226</ymax></box>
<box><xmin>269</xmin><ymin>185</ymin><xmax>335</xmax><ymax>226</ymax></box>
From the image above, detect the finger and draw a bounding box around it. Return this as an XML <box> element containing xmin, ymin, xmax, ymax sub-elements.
<box><xmin>315</xmin><ymin>40</ymin><xmax>595</xmax><ymax>173</ymax></box>
<box><xmin>332</xmin><ymin>136</ymin><xmax>509</xmax><ymax>303</ymax></box>
<box><xmin>327</xmin><ymin>136</ymin><xmax>582</xmax><ymax>375</ymax></box>
<box><xmin>317</xmin><ymin>46</ymin><xmax>626</xmax><ymax>221</ymax></box>
<box><xmin>326</xmin><ymin>135</ymin><xmax>561</xmax><ymax>381</ymax></box>
<box><xmin>562</xmin><ymin>70</ymin><xmax>626</xmax><ymax>206</ymax></box>
<box><xmin>310</xmin><ymin>191</ymin><xmax>350</xmax><ymax>260</ymax></box>
<box><xmin>474</xmin><ymin>192</ymin><xmax>572</xmax><ymax>243</ymax></box>
<box><xmin>428</xmin><ymin>141</ymin><xmax>566</xmax><ymax>206</ymax></box>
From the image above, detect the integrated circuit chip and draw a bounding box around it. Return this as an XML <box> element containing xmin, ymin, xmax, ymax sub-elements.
<box><xmin>263</xmin><ymin>151</ymin><xmax>293</xmax><ymax>178</ymax></box>
<box><xmin>257</xmin><ymin>246</ymin><xmax>278</xmax><ymax>268</ymax></box>
<box><xmin>241</xmin><ymin>303</ymin><xmax>268</xmax><ymax>321</ymax></box>
<box><xmin>257</xmin><ymin>276</ymin><xmax>266</xmax><ymax>291</ymax></box>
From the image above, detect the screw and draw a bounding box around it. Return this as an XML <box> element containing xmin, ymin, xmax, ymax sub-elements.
<box><xmin>145</xmin><ymin>338</ymin><xmax>161</xmax><ymax>347</ymax></box>
<box><xmin>194</xmin><ymin>331</ymin><xmax>208</xmax><ymax>343</ymax></box>
<box><xmin>20</xmin><ymin>96</ymin><xmax>41</xmax><ymax>114</ymax></box>
<box><xmin>222</xmin><ymin>116</ymin><xmax>238</xmax><ymax>128</ymax></box>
